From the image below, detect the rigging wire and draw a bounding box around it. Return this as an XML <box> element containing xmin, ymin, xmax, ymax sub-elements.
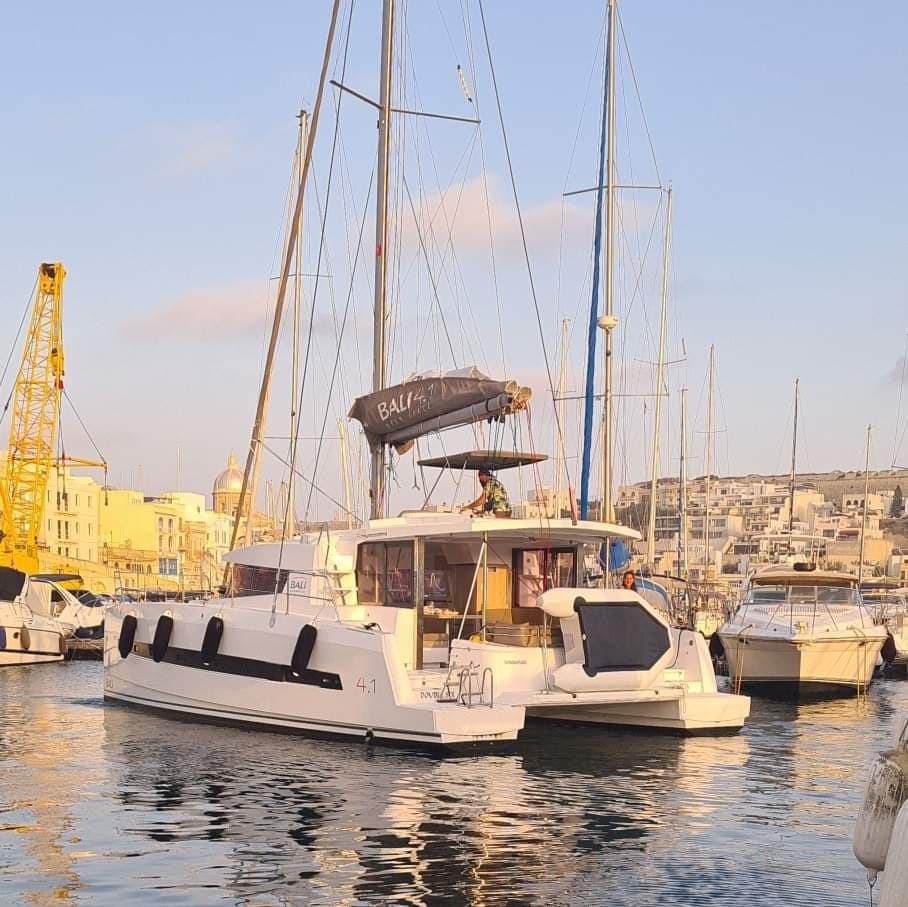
<box><xmin>303</xmin><ymin>168</ymin><xmax>376</xmax><ymax>522</ymax></box>
<box><xmin>0</xmin><ymin>277</ymin><xmax>38</xmax><ymax>422</ymax></box>
<box><xmin>286</xmin><ymin>0</ymin><xmax>356</xmax><ymax>526</ymax></box>
<box><xmin>61</xmin><ymin>390</ymin><xmax>108</xmax><ymax>467</ymax></box>
<box><xmin>477</xmin><ymin>0</ymin><xmax>570</xmax><ymax>500</ymax></box>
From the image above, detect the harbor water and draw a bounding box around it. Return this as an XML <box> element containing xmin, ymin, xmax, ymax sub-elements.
<box><xmin>2</xmin><ymin>661</ymin><xmax>905</xmax><ymax>905</ymax></box>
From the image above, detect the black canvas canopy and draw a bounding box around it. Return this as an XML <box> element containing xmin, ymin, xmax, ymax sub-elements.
<box><xmin>348</xmin><ymin>368</ymin><xmax>530</xmax><ymax>450</ymax></box>
<box><xmin>417</xmin><ymin>450</ymin><xmax>547</xmax><ymax>472</ymax></box>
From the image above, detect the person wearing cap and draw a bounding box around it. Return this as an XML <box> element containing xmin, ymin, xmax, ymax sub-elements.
<box><xmin>459</xmin><ymin>468</ymin><xmax>511</xmax><ymax>517</ymax></box>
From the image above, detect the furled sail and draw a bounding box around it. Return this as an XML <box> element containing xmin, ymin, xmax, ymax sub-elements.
<box><xmin>348</xmin><ymin>367</ymin><xmax>531</xmax><ymax>450</ymax></box>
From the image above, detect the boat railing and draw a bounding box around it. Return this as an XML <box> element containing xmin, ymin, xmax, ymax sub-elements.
<box><xmin>437</xmin><ymin>663</ymin><xmax>495</xmax><ymax>708</ymax></box>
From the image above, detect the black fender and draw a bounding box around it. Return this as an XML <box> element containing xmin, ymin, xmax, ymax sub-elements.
<box><xmin>881</xmin><ymin>633</ymin><xmax>898</xmax><ymax>665</ymax></box>
<box><xmin>152</xmin><ymin>614</ymin><xmax>174</xmax><ymax>663</ymax></box>
<box><xmin>118</xmin><ymin>614</ymin><xmax>138</xmax><ymax>659</ymax></box>
<box><xmin>291</xmin><ymin>625</ymin><xmax>317</xmax><ymax>676</ymax></box>
<box><xmin>200</xmin><ymin>616</ymin><xmax>224</xmax><ymax>667</ymax></box>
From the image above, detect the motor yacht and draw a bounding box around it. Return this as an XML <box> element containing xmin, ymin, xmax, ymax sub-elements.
<box><xmin>104</xmin><ymin>512</ymin><xmax>750</xmax><ymax>745</ymax></box>
<box><xmin>861</xmin><ymin>584</ymin><xmax>908</xmax><ymax>673</ymax></box>
<box><xmin>717</xmin><ymin>566</ymin><xmax>887</xmax><ymax>694</ymax></box>
<box><xmin>0</xmin><ymin>567</ymin><xmax>67</xmax><ymax>666</ymax></box>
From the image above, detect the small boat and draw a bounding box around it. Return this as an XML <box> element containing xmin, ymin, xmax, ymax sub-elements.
<box><xmin>0</xmin><ymin>567</ymin><xmax>67</xmax><ymax>666</ymax></box>
<box><xmin>717</xmin><ymin>565</ymin><xmax>887</xmax><ymax>695</ymax></box>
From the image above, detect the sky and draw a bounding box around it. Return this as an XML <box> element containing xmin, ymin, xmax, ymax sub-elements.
<box><xmin>1</xmin><ymin>1</ymin><xmax>906</xmax><ymax>521</ymax></box>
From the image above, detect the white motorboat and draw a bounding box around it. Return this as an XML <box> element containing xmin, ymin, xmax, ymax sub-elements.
<box><xmin>0</xmin><ymin>567</ymin><xmax>67</xmax><ymax>666</ymax></box>
<box><xmin>717</xmin><ymin>566</ymin><xmax>887</xmax><ymax>695</ymax></box>
<box><xmin>104</xmin><ymin>513</ymin><xmax>750</xmax><ymax>745</ymax></box>
<box><xmin>861</xmin><ymin>586</ymin><xmax>908</xmax><ymax>672</ymax></box>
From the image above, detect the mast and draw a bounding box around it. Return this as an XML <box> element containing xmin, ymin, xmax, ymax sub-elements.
<box><xmin>787</xmin><ymin>377</ymin><xmax>799</xmax><ymax>554</ymax></box>
<box><xmin>679</xmin><ymin>385</ymin><xmax>688</xmax><ymax>580</ymax></box>
<box><xmin>703</xmin><ymin>344</ymin><xmax>715</xmax><ymax>578</ymax></box>
<box><xmin>285</xmin><ymin>109</ymin><xmax>308</xmax><ymax>539</ymax></box>
<box><xmin>646</xmin><ymin>185</ymin><xmax>672</xmax><ymax>565</ymax></box>
<box><xmin>859</xmin><ymin>423</ymin><xmax>872</xmax><ymax>582</ymax></box>
<box><xmin>338</xmin><ymin>417</ymin><xmax>354</xmax><ymax>529</ymax></box>
<box><xmin>579</xmin><ymin>0</ymin><xmax>613</xmax><ymax>520</ymax></box>
<box><xmin>369</xmin><ymin>0</ymin><xmax>395</xmax><ymax>520</ymax></box>
<box><xmin>224</xmin><ymin>0</ymin><xmax>341</xmax><ymax>577</ymax></box>
<box><xmin>601</xmin><ymin>0</ymin><xmax>618</xmax><ymax>524</ymax></box>
<box><xmin>554</xmin><ymin>318</ymin><xmax>569</xmax><ymax>518</ymax></box>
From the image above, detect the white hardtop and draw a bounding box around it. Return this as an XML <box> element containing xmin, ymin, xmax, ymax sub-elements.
<box><xmin>224</xmin><ymin>512</ymin><xmax>640</xmax><ymax>572</ymax></box>
<box><xmin>751</xmin><ymin>567</ymin><xmax>858</xmax><ymax>588</ymax></box>
<box><xmin>341</xmin><ymin>512</ymin><xmax>640</xmax><ymax>545</ymax></box>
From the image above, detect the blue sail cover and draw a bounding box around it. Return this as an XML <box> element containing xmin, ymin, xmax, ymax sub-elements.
<box><xmin>600</xmin><ymin>539</ymin><xmax>631</xmax><ymax>573</ymax></box>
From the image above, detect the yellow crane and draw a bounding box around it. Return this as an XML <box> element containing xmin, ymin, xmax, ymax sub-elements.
<box><xmin>0</xmin><ymin>262</ymin><xmax>105</xmax><ymax>576</ymax></box>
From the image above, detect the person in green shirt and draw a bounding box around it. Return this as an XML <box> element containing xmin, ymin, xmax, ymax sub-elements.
<box><xmin>460</xmin><ymin>468</ymin><xmax>511</xmax><ymax>517</ymax></box>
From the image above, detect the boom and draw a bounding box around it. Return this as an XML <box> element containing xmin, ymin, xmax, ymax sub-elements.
<box><xmin>0</xmin><ymin>262</ymin><xmax>66</xmax><ymax>572</ymax></box>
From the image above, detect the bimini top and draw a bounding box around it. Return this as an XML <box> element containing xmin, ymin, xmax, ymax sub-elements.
<box><xmin>416</xmin><ymin>450</ymin><xmax>547</xmax><ymax>471</ymax></box>
<box><xmin>751</xmin><ymin>567</ymin><xmax>858</xmax><ymax>587</ymax></box>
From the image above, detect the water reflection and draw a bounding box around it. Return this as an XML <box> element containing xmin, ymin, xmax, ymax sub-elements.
<box><xmin>1</xmin><ymin>663</ymin><xmax>906</xmax><ymax>905</ymax></box>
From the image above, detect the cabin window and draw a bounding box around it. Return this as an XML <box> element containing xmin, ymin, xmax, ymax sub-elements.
<box><xmin>512</xmin><ymin>548</ymin><xmax>577</xmax><ymax>608</ymax></box>
<box><xmin>356</xmin><ymin>543</ymin><xmax>386</xmax><ymax>605</ymax></box>
<box><xmin>356</xmin><ymin>541</ymin><xmax>415</xmax><ymax>607</ymax></box>
<box><xmin>231</xmin><ymin>565</ymin><xmax>289</xmax><ymax>597</ymax></box>
<box><xmin>386</xmin><ymin>542</ymin><xmax>414</xmax><ymax>605</ymax></box>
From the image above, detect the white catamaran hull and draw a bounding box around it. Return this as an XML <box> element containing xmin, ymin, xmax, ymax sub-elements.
<box><xmin>718</xmin><ymin>632</ymin><xmax>884</xmax><ymax>691</ymax></box>
<box><xmin>104</xmin><ymin>602</ymin><xmax>524</xmax><ymax>747</ymax></box>
<box><xmin>445</xmin><ymin>627</ymin><xmax>750</xmax><ymax>734</ymax></box>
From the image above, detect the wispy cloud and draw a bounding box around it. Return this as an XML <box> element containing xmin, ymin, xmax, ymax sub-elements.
<box><xmin>397</xmin><ymin>174</ymin><xmax>591</xmax><ymax>264</ymax></box>
<box><xmin>122</xmin><ymin>280</ymin><xmax>270</xmax><ymax>342</ymax></box>
<box><xmin>146</xmin><ymin>121</ymin><xmax>238</xmax><ymax>177</ymax></box>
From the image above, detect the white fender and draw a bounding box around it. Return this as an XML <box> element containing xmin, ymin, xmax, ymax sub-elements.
<box><xmin>881</xmin><ymin>801</ymin><xmax>908</xmax><ymax>907</ymax></box>
<box><xmin>853</xmin><ymin>748</ymin><xmax>908</xmax><ymax>876</ymax></box>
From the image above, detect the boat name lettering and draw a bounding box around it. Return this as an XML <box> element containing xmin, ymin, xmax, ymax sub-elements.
<box><xmin>289</xmin><ymin>576</ymin><xmax>310</xmax><ymax>593</ymax></box>
<box><xmin>377</xmin><ymin>391</ymin><xmax>416</xmax><ymax>422</ymax></box>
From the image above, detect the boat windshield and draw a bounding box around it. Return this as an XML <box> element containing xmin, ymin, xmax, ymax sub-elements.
<box><xmin>745</xmin><ymin>584</ymin><xmax>861</xmax><ymax>606</ymax></box>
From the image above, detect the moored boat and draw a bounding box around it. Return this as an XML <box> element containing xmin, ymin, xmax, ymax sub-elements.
<box><xmin>718</xmin><ymin>565</ymin><xmax>887</xmax><ymax>695</ymax></box>
<box><xmin>0</xmin><ymin>567</ymin><xmax>67</xmax><ymax>666</ymax></box>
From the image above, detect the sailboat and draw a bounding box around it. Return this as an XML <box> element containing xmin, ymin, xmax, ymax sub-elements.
<box><xmin>103</xmin><ymin>0</ymin><xmax>749</xmax><ymax>744</ymax></box>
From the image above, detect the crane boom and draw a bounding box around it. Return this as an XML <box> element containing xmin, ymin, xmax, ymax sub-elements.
<box><xmin>1</xmin><ymin>262</ymin><xmax>66</xmax><ymax>572</ymax></box>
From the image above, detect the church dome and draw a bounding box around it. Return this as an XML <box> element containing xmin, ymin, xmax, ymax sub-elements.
<box><xmin>213</xmin><ymin>452</ymin><xmax>243</xmax><ymax>494</ymax></box>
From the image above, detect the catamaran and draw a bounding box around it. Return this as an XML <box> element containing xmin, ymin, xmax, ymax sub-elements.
<box><xmin>104</xmin><ymin>0</ymin><xmax>749</xmax><ymax>744</ymax></box>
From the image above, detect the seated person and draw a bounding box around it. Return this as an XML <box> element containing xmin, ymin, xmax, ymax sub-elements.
<box><xmin>459</xmin><ymin>468</ymin><xmax>511</xmax><ymax>518</ymax></box>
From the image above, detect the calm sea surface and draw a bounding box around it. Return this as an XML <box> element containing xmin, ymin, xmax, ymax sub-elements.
<box><xmin>1</xmin><ymin>661</ymin><xmax>905</xmax><ymax>906</ymax></box>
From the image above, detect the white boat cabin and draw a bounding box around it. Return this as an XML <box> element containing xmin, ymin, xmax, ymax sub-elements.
<box><xmin>223</xmin><ymin>512</ymin><xmax>640</xmax><ymax>670</ymax></box>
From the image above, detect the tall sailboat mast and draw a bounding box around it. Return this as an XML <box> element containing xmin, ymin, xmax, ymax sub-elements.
<box><xmin>224</xmin><ymin>0</ymin><xmax>341</xmax><ymax>573</ymax></box>
<box><xmin>600</xmin><ymin>0</ymin><xmax>618</xmax><ymax>523</ymax></box>
<box><xmin>554</xmin><ymin>318</ymin><xmax>569</xmax><ymax>518</ymax></box>
<box><xmin>858</xmin><ymin>424</ymin><xmax>872</xmax><ymax>582</ymax></box>
<box><xmin>579</xmin><ymin>0</ymin><xmax>615</xmax><ymax>520</ymax></box>
<box><xmin>678</xmin><ymin>385</ymin><xmax>688</xmax><ymax>579</ymax></box>
<box><xmin>703</xmin><ymin>344</ymin><xmax>715</xmax><ymax>579</ymax></box>
<box><xmin>284</xmin><ymin>108</ymin><xmax>308</xmax><ymax>539</ymax></box>
<box><xmin>787</xmin><ymin>377</ymin><xmax>799</xmax><ymax>554</ymax></box>
<box><xmin>646</xmin><ymin>185</ymin><xmax>672</xmax><ymax>565</ymax></box>
<box><xmin>370</xmin><ymin>0</ymin><xmax>395</xmax><ymax>520</ymax></box>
